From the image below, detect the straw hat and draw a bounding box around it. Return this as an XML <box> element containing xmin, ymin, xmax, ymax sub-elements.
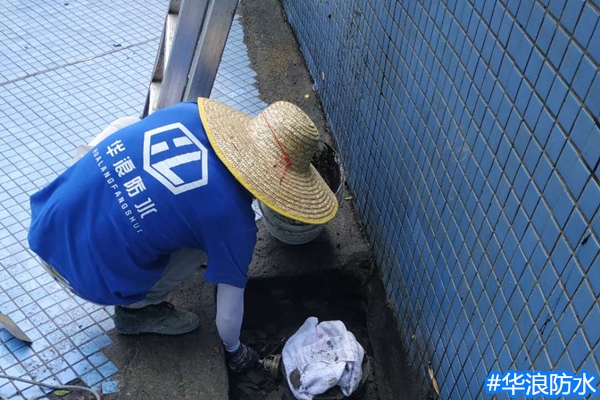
<box><xmin>198</xmin><ymin>98</ymin><xmax>338</xmax><ymax>224</ymax></box>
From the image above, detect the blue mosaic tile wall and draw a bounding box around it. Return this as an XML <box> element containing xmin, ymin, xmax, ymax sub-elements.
<box><xmin>283</xmin><ymin>0</ymin><xmax>600</xmax><ymax>398</ymax></box>
<box><xmin>0</xmin><ymin>0</ymin><xmax>264</xmax><ymax>397</ymax></box>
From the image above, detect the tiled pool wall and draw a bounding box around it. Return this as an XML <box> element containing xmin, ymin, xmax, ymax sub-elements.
<box><xmin>0</xmin><ymin>0</ymin><xmax>264</xmax><ymax>397</ymax></box>
<box><xmin>283</xmin><ymin>0</ymin><xmax>600</xmax><ymax>398</ymax></box>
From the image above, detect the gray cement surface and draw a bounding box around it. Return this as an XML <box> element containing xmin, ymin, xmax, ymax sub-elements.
<box><xmin>102</xmin><ymin>269</ymin><xmax>229</xmax><ymax>399</ymax></box>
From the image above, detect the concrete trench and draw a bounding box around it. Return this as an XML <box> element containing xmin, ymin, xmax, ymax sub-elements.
<box><xmin>234</xmin><ymin>1</ymin><xmax>428</xmax><ymax>397</ymax></box>
<box><xmin>231</xmin><ymin>268</ymin><xmax>426</xmax><ymax>400</ymax></box>
<box><xmin>231</xmin><ymin>270</ymin><xmax>375</xmax><ymax>400</ymax></box>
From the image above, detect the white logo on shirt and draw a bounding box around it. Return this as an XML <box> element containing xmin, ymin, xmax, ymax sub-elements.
<box><xmin>143</xmin><ymin>123</ymin><xmax>208</xmax><ymax>194</ymax></box>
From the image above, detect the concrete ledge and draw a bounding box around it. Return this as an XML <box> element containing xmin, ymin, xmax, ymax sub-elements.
<box><xmin>240</xmin><ymin>0</ymin><xmax>374</xmax><ymax>285</ymax></box>
<box><xmin>250</xmin><ymin>193</ymin><xmax>374</xmax><ymax>283</ymax></box>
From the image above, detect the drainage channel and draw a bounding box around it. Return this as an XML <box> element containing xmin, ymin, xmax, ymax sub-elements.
<box><xmin>229</xmin><ymin>269</ymin><xmax>381</xmax><ymax>400</ymax></box>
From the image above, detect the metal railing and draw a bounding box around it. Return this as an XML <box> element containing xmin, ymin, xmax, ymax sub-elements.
<box><xmin>142</xmin><ymin>0</ymin><xmax>238</xmax><ymax>117</ymax></box>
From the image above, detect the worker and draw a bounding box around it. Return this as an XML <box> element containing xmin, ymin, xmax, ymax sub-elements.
<box><xmin>27</xmin><ymin>98</ymin><xmax>338</xmax><ymax>373</ymax></box>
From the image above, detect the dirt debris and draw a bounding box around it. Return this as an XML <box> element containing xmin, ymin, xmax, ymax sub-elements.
<box><xmin>44</xmin><ymin>379</ymin><xmax>106</xmax><ymax>400</ymax></box>
<box><xmin>229</xmin><ymin>270</ymin><xmax>379</xmax><ymax>400</ymax></box>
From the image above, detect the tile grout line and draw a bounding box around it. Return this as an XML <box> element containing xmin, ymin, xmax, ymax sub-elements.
<box><xmin>0</xmin><ymin>37</ymin><xmax>160</xmax><ymax>88</ymax></box>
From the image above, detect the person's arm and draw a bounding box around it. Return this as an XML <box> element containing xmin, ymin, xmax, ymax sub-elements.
<box><xmin>203</xmin><ymin>221</ymin><xmax>259</xmax><ymax>371</ymax></box>
<box><xmin>216</xmin><ymin>283</ymin><xmax>244</xmax><ymax>352</ymax></box>
<box><xmin>216</xmin><ymin>283</ymin><xmax>259</xmax><ymax>372</ymax></box>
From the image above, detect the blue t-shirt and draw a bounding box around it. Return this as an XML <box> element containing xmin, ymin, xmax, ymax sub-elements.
<box><xmin>28</xmin><ymin>102</ymin><xmax>257</xmax><ymax>305</ymax></box>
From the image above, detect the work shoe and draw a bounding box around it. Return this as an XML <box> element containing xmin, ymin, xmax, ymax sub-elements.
<box><xmin>113</xmin><ymin>302</ymin><xmax>200</xmax><ymax>335</ymax></box>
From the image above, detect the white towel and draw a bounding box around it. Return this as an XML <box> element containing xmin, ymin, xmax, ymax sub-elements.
<box><xmin>282</xmin><ymin>317</ymin><xmax>365</xmax><ymax>400</ymax></box>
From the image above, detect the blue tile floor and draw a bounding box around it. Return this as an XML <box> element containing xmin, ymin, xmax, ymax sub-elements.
<box><xmin>0</xmin><ymin>1</ymin><xmax>265</xmax><ymax>398</ymax></box>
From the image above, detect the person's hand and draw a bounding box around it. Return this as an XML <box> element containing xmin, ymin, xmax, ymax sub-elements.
<box><xmin>227</xmin><ymin>343</ymin><xmax>259</xmax><ymax>373</ymax></box>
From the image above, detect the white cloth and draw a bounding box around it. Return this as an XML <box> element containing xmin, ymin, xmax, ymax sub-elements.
<box><xmin>282</xmin><ymin>317</ymin><xmax>365</xmax><ymax>400</ymax></box>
